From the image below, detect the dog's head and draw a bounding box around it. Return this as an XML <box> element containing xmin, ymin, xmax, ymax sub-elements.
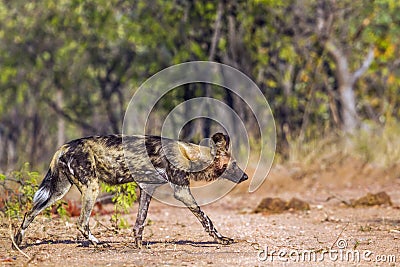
<box><xmin>211</xmin><ymin>133</ymin><xmax>248</xmax><ymax>183</ymax></box>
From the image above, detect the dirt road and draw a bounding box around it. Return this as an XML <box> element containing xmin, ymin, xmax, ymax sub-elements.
<box><xmin>1</xmin><ymin>158</ymin><xmax>400</xmax><ymax>266</ymax></box>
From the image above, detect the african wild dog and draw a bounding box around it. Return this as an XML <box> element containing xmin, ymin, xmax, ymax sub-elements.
<box><xmin>13</xmin><ymin>133</ymin><xmax>248</xmax><ymax>248</ymax></box>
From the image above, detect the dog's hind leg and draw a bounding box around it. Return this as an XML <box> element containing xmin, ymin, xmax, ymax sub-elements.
<box><xmin>172</xmin><ymin>184</ymin><xmax>234</xmax><ymax>245</ymax></box>
<box><xmin>76</xmin><ymin>180</ymin><xmax>100</xmax><ymax>246</ymax></box>
<box><xmin>13</xmin><ymin>171</ymin><xmax>72</xmax><ymax>248</ymax></box>
<box><xmin>133</xmin><ymin>183</ymin><xmax>158</xmax><ymax>248</ymax></box>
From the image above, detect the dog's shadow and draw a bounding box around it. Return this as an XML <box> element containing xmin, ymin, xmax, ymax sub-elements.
<box><xmin>146</xmin><ymin>240</ymin><xmax>229</xmax><ymax>247</ymax></box>
<box><xmin>19</xmin><ymin>239</ymin><xmax>116</xmax><ymax>249</ymax></box>
<box><xmin>19</xmin><ymin>239</ymin><xmax>232</xmax><ymax>249</ymax></box>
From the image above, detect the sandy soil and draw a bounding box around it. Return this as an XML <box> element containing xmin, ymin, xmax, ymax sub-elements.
<box><xmin>1</xmin><ymin>157</ymin><xmax>400</xmax><ymax>266</ymax></box>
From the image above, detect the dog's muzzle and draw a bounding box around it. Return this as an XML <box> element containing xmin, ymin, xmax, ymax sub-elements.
<box><xmin>239</xmin><ymin>173</ymin><xmax>248</xmax><ymax>183</ymax></box>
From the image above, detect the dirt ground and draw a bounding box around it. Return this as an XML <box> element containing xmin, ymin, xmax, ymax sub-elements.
<box><xmin>1</xmin><ymin>157</ymin><xmax>400</xmax><ymax>266</ymax></box>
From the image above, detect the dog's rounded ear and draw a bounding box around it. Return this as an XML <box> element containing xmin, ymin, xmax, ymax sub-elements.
<box><xmin>178</xmin><ymin>142</ymin><xmax>200</xmax><ymax>161</ymax></box>
<box><xmin>224</xmin><ymin>134</ymin><xmax>230</xmax><ymax>150</ymax></box>
<box><xmin>211</xmin><ymin>133</ymin><xmax>229</xmax><ymax>150</ymax></box>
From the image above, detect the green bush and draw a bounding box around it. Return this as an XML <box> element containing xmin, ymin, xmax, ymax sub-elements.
<box><xmin>0</xmin><ymin>163</ymin><xmax>43</xmax><ymax>218</ymax></box>
<box><xmin>0</xmin><ymin>163</ymin><xmax>137</xmax><ymax>227</ymax></box>
<box><xmin>0</xmin><ymin>163</ymin><xmax>68</xmax><ymax>219</ymax></box>
<box><xmin>100</xmin><ymin>182</ymin><xmax>137</xmax><ymax>229</ymax></box>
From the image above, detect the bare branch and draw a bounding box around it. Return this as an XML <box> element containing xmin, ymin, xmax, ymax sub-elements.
<box><xmin>324</xmin><ymin>40</ymin><xmax>350</xmax><ymax>85</ymax></box>
<box><xmin>324</xmin><ymin>41</ymin><xmax>346</xmax><ymax>70</ymax></box>
<box><xmin>352</xmin><ymin>47</ymin><xmax>374</xmax><ymax>82</ymax></box>
<box><xmin>9</xmin><ymin>216</ymin><xmax>32</xmax><ymax>260</ymax></box>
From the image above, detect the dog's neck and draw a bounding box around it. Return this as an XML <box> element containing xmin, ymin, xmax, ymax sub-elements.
<box><xmin>187</xmin><ymin>153</ymin><xmax>226</xmax><ymax>182</ymax></box>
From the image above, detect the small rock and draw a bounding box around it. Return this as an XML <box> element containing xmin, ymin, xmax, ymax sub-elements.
<box><xmin>238</xmin><ymin>207</ymin><xmax>253</xmax><ymax>214</ymax></box>
<box><xmin>287</xmin><ymin>197</ymin><xmax>310</xmax><ymax>211</ymax></box>
<box><xmin>254</xmin><ymin>197</ymin><xmax>287</xmax><ymax>213</ymax></box>
<box><xmin>350</xmin><ymin>191</ymin><xmax>392</xmax><ymax>207</ymax></box>
<box><xmin>254</xmin><ymin>197</ymin><xmax>310</xmax><ymax>214</ymax></box>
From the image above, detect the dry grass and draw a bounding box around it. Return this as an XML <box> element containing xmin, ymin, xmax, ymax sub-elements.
<box><xmin>286</xmin><ymin>122</ymin><xmax>400</xmax><ymax>168</ymax></box>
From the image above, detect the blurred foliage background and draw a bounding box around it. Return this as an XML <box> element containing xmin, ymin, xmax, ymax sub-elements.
<box><xmin>1</xmin><ymin>0</ymin><xmax>400</xmax><ymax>172</ymax></box>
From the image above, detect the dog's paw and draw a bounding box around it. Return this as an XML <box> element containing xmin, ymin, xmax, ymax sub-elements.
<box><xmin>96</xmin><ymin>242</ymin><xmax>111</xmax><ymax>248</ymax></box>
<box><xmin>134</xmin><ymin>238</ymin><xmax>143</xmax><ymax>249</ymax></box>
<box><xmin>215</xmin><ymin>236</ymin><xmax>235</xmax><ymax>245</ymax></box>
<box><xmin>12</xmin><ymin>231</ymin><xmax>23</xmax><ymax>250</ymax></box>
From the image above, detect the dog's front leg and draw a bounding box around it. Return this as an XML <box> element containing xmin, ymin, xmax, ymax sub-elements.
<box><xmin>172</xmin><ymin>184</ymin><xmax>234</xmax><ymax>245</ymax></box>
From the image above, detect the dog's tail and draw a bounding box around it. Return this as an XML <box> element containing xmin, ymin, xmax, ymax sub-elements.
<box><xmin>32</xmin><ymin>145</ymin><xmax>68</xmax><ymax>210</ymax></box>
<box><xmin>32</xmin><ymin>169</ymin><xmax>54</xmax><ymax>210</ymax></box>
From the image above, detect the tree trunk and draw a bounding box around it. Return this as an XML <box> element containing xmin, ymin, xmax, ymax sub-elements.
<box><xmin>7</xmin><ymin>140</ymin><xmax>16</xmax><ymax>172</ymax></box>
<box><xmin>181</xmin><ymin>85</ymin><xmax>195</xmax><ymax>140</ymax></box>
<box><xmin>339</xmin><ymin>84</ymin><xmax>358</xmax><ymax>133</ymax></box>
<box><xmin>56</xmin><ymin>89</ymin><xmax>65</xmax><ymax>147</ymax></box>
<box><xmin>324</xmin><ymin>40</ymin><xmax>374</xmax><ymax>133</ymax></box>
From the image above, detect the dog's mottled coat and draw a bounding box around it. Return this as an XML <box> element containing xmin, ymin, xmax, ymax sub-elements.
<box><xmin>14</xmin><ymin>133</ymin><xmax>248</xmax><ymax>248</ymax></box>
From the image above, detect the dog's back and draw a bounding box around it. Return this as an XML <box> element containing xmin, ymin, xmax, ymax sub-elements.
<box><xmin>56</xmin><ymin>134</ymin><xmax>174</xmax><ymax>186</ymax></box>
